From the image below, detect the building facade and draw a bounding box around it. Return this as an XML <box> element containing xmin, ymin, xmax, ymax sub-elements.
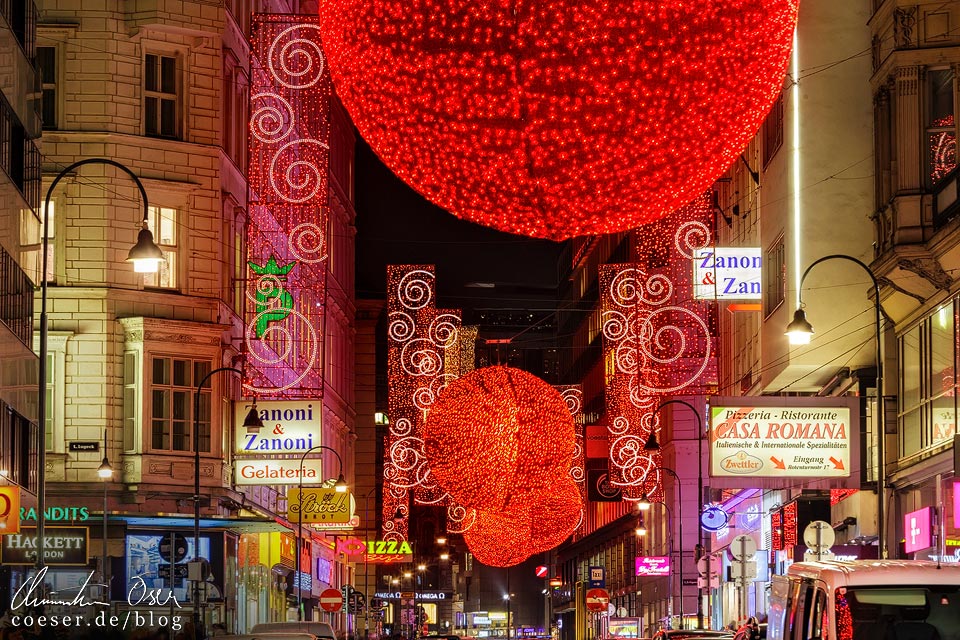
<box><xmin>0</xmin><ymin>0</ymin><xmax>41</xmax><ymax>599</ymax></box>
<box><xmin>16</xmin><ymin>0</ymin><xmax>357</xmax><ymax>631</ymax></box>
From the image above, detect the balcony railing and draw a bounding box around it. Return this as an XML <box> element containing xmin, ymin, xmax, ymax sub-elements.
<box><xmin>0</xmin><ymin>242</ymin><xmax>34</xmax><ymax>347</ymax></box>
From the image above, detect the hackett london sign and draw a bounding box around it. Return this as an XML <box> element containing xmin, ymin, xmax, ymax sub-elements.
<box><xmin>709</xmin><ymin>397</ymin><xmax>859</xmax><ymax>487</ymax></box>
<box><xmin>234</xmin><ymin>458</ymin><xmax>324</xmax><ymax>485</ymax></box>
<box><xmin>1</xmin><ymin>527</ymin><xmax>89</xmax><ymax>565</ymax></box>
<box><xmin>235</xmin><ymin>400</ymin><xmax>320</xmax><ymax>454</ymax></box>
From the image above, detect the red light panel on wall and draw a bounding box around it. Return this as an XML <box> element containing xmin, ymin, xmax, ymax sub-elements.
<box><xmin>245</xmin><ymin>16</ymin><xmax>331</xmax><ymax>397</ymax></box>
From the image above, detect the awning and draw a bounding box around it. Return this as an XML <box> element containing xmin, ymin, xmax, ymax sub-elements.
<box><xmin>108</xmin><ymin>513</ymin><xmax>290</xmax><ymax>533</ymax></box>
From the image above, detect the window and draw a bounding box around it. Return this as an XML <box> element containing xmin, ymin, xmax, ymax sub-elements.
<box><xmin>144</xmin><ymin>205</ymin><xmax>177</xmax><ymax>288</ymax></box>
<box><xmin>762</xmin><ymin>90</ymin><xmax>784</xmax><ymax>168</ymax></box>
<box><xmin>898</xmin><ymin>301</ymin><xmax>959</xmax><ymax>460</ymax></box>
<box><xmin>123</xmin><ymin>351</ymin><xmax>138</xmax><ymax>451</ymax></box>
<box><xmin>926</xmin><ymin>68</ymin><xmax>955</xmax><ymax>187</ymax></box>
<box><xmin>34</xmin><ymin>332</ymin><xmax>71</xmax><ymax>454</ymax></box>
<box><xmin>763</xmin><ymin>235</ymin><xmax>785</xmax><ymax>317</ymax></box>
<box><xmin>37</xmin><ymin>46</ymin><xmax>57</xmax><ymax>129</ymax></box>
<box><xmin>222</xmin><ymin>51</ymin><xmax>249</xmax><ymax>168</ymax></box>
<box><xmin>144</xmin><ymin>53</ymin><xmax>179</xmax><ymax>138</ymax></box>
<box><xmin>149</xmin><ymin>356</ymin><xmax>211</xmax><ymax>453</ymax></box>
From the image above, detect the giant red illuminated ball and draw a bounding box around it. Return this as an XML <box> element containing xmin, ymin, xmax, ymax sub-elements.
<box><xmin>423</xmin><ymin>365</ymin><xmax>575</xmax><ymax>510</ymax></box>
<box><xmin>316</xmin><ymin>0</ymin><xmax>798</xmax><ymax>240</ymax></box>
<box><xmin>463</xmin><ymin>478</ymin><xmax>583</xmax><ymax>567</ymax></box>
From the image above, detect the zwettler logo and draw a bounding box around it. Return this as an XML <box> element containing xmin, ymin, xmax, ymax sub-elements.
<box><xmin>720</xmin><ymin>451</ymin><xmax>763</xmax><ymax>474</ymax></box>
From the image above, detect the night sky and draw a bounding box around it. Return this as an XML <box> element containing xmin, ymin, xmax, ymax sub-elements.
<box><xmin>354</xmin><ymin>139</ymin><xmax>566</xmax><ymax>316</ymax></box>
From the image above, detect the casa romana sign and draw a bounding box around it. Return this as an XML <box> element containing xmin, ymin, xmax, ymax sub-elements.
<box><xmin>234</xmin><ymin>399</ymin><xmax>320</xmax><ymax>454</ymax></box>
<box><xmin>708</xmin><ymin>396</ymin><xmax>860</xmax><ymax>490</ymax></box>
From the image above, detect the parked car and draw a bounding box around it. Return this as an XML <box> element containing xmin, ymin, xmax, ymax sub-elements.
<box><xmin>221</xmin><ymin>633</ymin><xmax>319</xmax><ymax>640</ymax></box>
<box><xmin>250</xmin><ymin>622</ymin><xmax>337</xmax><ymax>640</ymax></box>
<box><xmin>733</xmin><ymin>623</ymin><xmax>766</xmax><ymax>640</ymax></box>
<box><xmin>651</xmin><ymin>629</ymin><xmax>734</xmax><ymax>640</ymax></box>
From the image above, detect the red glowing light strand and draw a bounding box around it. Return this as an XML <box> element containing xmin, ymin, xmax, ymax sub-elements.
<box><xmin>244</xmin><ymin>15</ymin><xmax>332</xmax><ymax>397</ymax></box>
<box><xmin>600</xmin><ymin>195</ymin><xmax>718</xmax><ymax>498</ymax></box>
<box><xmin>315</xmin><ymin>0</ymin><xmax>799</xmax><ymax>240</ymax></box>
<box><xmin>382</xmin><ymin>265</ymin><xmax>466</xmax><ymax>539</ymax></box>
<box><xmin>556</xmin><ymin>385</ymin><xmax>586</xmax><ymax>532</ymax></box>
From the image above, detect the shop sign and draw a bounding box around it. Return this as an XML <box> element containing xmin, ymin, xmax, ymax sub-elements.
<box><xmin>235</xmin><ymin>400</ymin><xmax>320</xmax><ymax>454</ymax></box>
<box><xmin>693</xmin><ymin>247</ymin><xmax>762</xmax><ymax>300</ymax></box>
<box><xmin>335</xmin><ymin>538</ymin><xmax>414</xmax><ymax>563</ymax></box>
<box><xmin>904</xmin><ymin>507</ymin><xmax>933</xmax><ymax>554</ymax></box>
<box><xmin>954</xmin><ymin>481</ymin><xmax>959</xmax><ymax>526</ymax></box>
<box><xmin>635</xmin><ymin>556</ymin><xmax>670</xmax><ymax>576</ymax></box>
<box><xmin>20</xmin><ymin>506</ymin><xmax>90</xmax><ymax>522</ymax></box>
<box><xmin>287</xmin><ymin>488</ymin><xmax>352</xmax><ymax>524</ymax></box>
<box><xmin>709</xmin><ymin>397</ymin><xmax>857</xmax><ymax>481</ymax></box>
<box><xmin>0</xmin><ymin>486</ymin><xmax>20</xmax><ymax>533</ymax></box>
<box><xmin>373</xmin><ymin>591</ymin><xmax>452</xmax><ymax>600</ymax></box>
<box><xmin>234</xmin><ymin>458</ymin><xmax>323</xmax><ymax>485</ymax></box>
<box><xmin>1</xmin><ymin>526</ymin><xmax>88</xmax><ymax>565</ymax></box>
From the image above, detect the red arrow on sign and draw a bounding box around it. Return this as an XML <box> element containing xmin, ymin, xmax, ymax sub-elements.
<box><xmin>535</xmin><ymin>565</ymin><xmax>549</xmax><ymax>578</ymax></box>
<box><xmin>770</xmin><ymin>456</ymin><xmax>785</xmax><ymax>469</ymax></box>
<box><xmin>829</xmin><ymin>456</ymin><xmax>844</xmax><ymax>470</ymax></box>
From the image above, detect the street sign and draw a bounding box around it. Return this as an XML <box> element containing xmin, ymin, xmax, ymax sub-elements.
<box><xmin>681</xmin><ymin>578</ymin><xmax>698</xmax><ymax>587</ymax></box>
<box><xmin>158</xmin><ymin>564</ymin><xmax>188</xmax><ymax>580</ymax></box>
<box><xmin>730</xmin><ymin>561</ymin><xmax>757</xmax><ymax>580</ymax></box>
<box><xmin>803</xmin><ymin>520</ymin><xmax>836</xmax><ymax>551</ymax></box>
<box><xmin>588</xmin><ymin>566</ymin><xmax>606</xmax><ymax>588</ymax></box>
<box><xmin>698</xmin><ymin>575</ymin><xmax>720</xmax><ymax>589</ymax></box>
<box><xmin>730</xmin><ymin>534</ymin><xmax>757</xmax><ymax>560</ymax></box>
<box><xmin>535</xmin><ymin>565</ymin><xmax>549</xmax><ymax>578</ymax></box>
<box><xmin>320</xmin><ymin>588</ymin><xmax>344</xmax><ymax>612</ymax></box>
<box><xmin>159</xmin><ymin>533</ymin><xmax>189</xmax><ymax>563</ymax></box>
<box><xmin>585</xmin><ymin>588</ymin><xmax>610</xmax><ymax>612</ymax></box>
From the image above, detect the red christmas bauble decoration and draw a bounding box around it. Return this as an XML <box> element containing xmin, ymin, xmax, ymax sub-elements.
<box><xmin>424</xmin><ymin>365</ymin><xmax>574</xmax><ymax>510</ymax></box>
<box><xmin>464</xmin><ymin>477</ymin><xmax>583</xmax><ymax>567</ymax></box>
<box><xmin>316</xmin><ymin>0</ymin><xmax>798</xmax><ymax>240</ymax></box>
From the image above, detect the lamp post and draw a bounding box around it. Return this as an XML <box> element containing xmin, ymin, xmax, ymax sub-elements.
<box><xmin>637</xmin><ymin>465</ymin><xmax>683</xmax><ymax>630</ymax></box>
<box><xmin>97</xmin><ymin>429</ymin><xmax>113</xmax><ymax>605</ymax></box>
<box><xmin>638</xmin><ymin>500</ymin><xmax>674</xmax><ymax>626</ymax></box>
<box><xmin>363</xmin><ymin>486</ymin><xmax>377</xmax><ymax>640</ymax></box>
<box><xmin>786</xmin><ymin>254</ymin><xmax>885</xmax><ymax>557</ymax></box>
<box><xmin>192</xmin><ymin>368</ymin><xmax>264</xmax><ymax>639</ymax></box>
<box><xmin>37</xmin><ymin>158</ymin><xmax>164</xmax><ymax>572</ymax></box>
<box><xmin>295</xmin><ymin>444</ymin><xmax>348</xmax><ymax>621</ymax></box>
<box><xmin>654</xmin><ymin>400</ymin><xmax>706</xmax><ymax>629</ymax></box>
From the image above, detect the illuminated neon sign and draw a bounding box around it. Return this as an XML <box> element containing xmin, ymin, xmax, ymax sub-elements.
<box><xmin>635</xmin><ymin>556</ymin><xmax>670</xmax><ymax>576</ymax></box>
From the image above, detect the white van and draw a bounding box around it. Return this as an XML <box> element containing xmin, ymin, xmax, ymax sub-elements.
<box><xmin>767</xmin><ymin>560</ymin><xmax>960</xmax><ymax>640</ymax></box>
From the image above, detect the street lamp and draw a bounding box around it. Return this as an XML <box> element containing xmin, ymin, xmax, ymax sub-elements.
<box><xmin>295</xmin><ymin>444</ymin><xmax>348</xmax><ymax>621</ymax></box>
<box><xmin>37</xmin><ymin>158</ymin><xmax>164</xmax><ymax>572</ymax></box>
<box><xmin>654</xmin><ymin>399</ymin><xmax>707</xmax><ymax>630</ymax></box>
<box><xmin>786</xmin><ymin>254</ymin><xmax>885</xmax><ymax>557</ymax></box>
<box><xmin>637</xmin><ymin>500</ymin><xmax>675</xmax><ymax>627</ymax></box>
<box><xmin>193</xmin><ymin>368</ymin><xmax>264</xmax><ymax>639</ymax></box>
<box><xmin>363</xmin><ymin>486</ymin><xmax>378</xmax><ymax>640</ymax></box>
<box><xmin>97</xmin><ymin>429</ymin><xmax>112</xmax><ymax>605</ymax></box>
<box><xmin>637</xmin><ymin>463</ymin><xmax>684</xmax><ymax>630</ymax></box>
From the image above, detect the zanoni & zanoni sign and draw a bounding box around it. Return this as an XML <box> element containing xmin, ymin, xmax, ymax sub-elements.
<box><xmin>234</xmin><ymin>400</ymin><xmax>320</xmax><ymax>454</ymax></box>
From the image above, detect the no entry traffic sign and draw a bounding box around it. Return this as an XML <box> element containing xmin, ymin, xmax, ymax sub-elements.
<box><xmin>585</xmin><ymin>588</ymin><xmax>609</xmax><ymax>612</ymax></box>
<box><xmin>320</xmin><ymin>588</ymin><xmax>343</xmax><ymax>612</ymax></box>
